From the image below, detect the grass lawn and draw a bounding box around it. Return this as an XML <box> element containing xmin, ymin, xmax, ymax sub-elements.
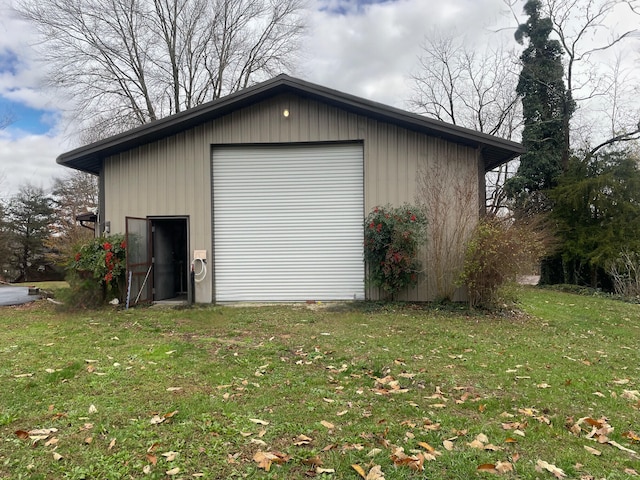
<box><xmin>0</xmin><ymin>287</ymin><xmax>639</xmax><ymax>479</ymax></box>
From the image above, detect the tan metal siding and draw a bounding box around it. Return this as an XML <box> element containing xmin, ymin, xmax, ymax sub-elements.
<box><xmin>103</xmin><ymin>92</ymin><xmax>479</xmax><ymax>302</ymax></box>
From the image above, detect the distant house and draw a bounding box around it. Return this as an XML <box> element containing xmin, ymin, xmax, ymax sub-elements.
<box><xmin>57</xmin><ymin>75</ymin><xmax>522</xmax><ymax>304</ymax></box>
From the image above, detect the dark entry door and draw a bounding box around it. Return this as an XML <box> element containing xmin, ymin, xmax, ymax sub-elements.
<box><xmin>152</xmin><ymin>218</ymin><xmax>188</xmax><ymax>301</ymax></box>
<box><xmin>125</xmin><ymin>217</ymin><xmax>152</xmax><ymax>306</ymax></box>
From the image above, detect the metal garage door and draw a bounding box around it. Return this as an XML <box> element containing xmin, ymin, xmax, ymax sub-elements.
<box><xmin>212</xmin><ymin>143</ymin><xmax>364</xmax><ymax>302</ymax></box>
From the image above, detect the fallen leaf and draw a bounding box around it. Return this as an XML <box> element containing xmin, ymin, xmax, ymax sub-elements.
<box><xmin>417</xmin><ymin>441</ymin><xmax>435</xmax><ymax>452</ymax></box>
<box><xmin>584</xmin><ymin>445</ymin><xmax>601</xmax><ymax>456</ymax></box>
<box><xmin>317</xmin><ymin>467</ymin><xmax>335</xmax><ymax>474</ymax></box>
<box><xmin>613</xmin><ymin>378</ymin><xmax>630</xmax><ymax>385</ymax></box>
<box><xmin>44</xmin><ymin>437</ymin><xmax>59</xmax><ymax>446</ymax></box>
<box><xmin>162</xmin><ymin>451</ymin><xmax>178</xmax><ymax>462</ymax></box>
<box><xmin>146</xmin><ymin>454</ymin><xmax>157</xmax><ymax>465</ymax></box>
<box><xmin>477</xmin><ymin>463</ymin><xmax>497</xmax><ymax>473</ymax></box>
<box><xmin>365</xmin><ymin>465</ymin><xmax>385</xmax><ymax>480</ymax></box>
<box><xmin>484</xmin><ymin>443</ymin><xmax>503</xmax><ymax>451</ymax></box>
<box><xmin>367</xmin><ymin>448</ymin><xmax>383</xmax><ymax>457</ymax></box>
<box><xmin>166</xmin><ymin>467</ymin><xmax>180</xmax><ymax>475</ymax></box>
<box><xmin>253</xmin><ymin>451</ymin><xmax>290</xmax><ymax>471</ymax></box>
<box><xmin>249</xmin><ymin>418</ymin><xmax>269</xmax><ymax>425</ymax></box>
<box><xmin>624</xmin><ymin>468</ymin><xmax>639</xmax><ymax>475</ymax></box>
<box><xmin>623</xmin><ymin>431</ymin><xmax>640</xmax><ymax>442</ymax></box>
<box><xmin>14</xmin><ymin>430</ymin><xmax>29</xmax><ymax>440</ymax></box>
<box><xmin>496</xmin><ymin>461</ymin><xmax>513</xmax><ymax>473</ymax></box>
<box><xmin>53</xmin><ymin>452</ymin><xmax>63</xmax><ymax>461</ymax></box>
<box><xmin>294</xmin><ymin>434</ymin><xmax>313</xmax><ymax>446</ymax></box>
<box><xmin>28</xmin><ymin>428</ymin><xmax>58</xmax><ymax>436</ymax></box>
<box><xmin>166</xmin><ymin>387</ymin><xmax>182</xmax><ymax>392</ymax></box>
<box><xmin>443</xmin><ymin>440</ymin><xmax>454</xmax><ymax>451</ymax></box>
<box><xmin>108</xmin><ymin>438</ymin><xmax>116</xmax><ymax>450</ymax></box>
<box><xmin>302</xmin><ymin>456</ymin><xmax>323</xmax><ymax>467</ymax></box>
<box><xmin>84</xmin><ymin>437</ymin><xmax>93</xmax><ymax>444</ymax></box>
<box><xmin>476</xmin><ymin>433</ymin><xmax>489</xmax><ymax>443</ymax></box>
<box><xmin>536</xmin><ymin>459</ymin><xmax>567</xmax><ymax>478</ymax></box>
<box><xmin>352</xmin><ymin>464</ymin><xmax>367</xmax><ymax>478</ymax></box>
<box><xmin>321</xmin><ymin>420</ymin><xmax>335</xmax><ymax>429</ymax></box>
<box><xmin>608</xmin><ymin>440</ymin><xmax>639</xmax><ymax>456</ymax></box>
<box><xmin>468</xmin><ymin>439</ymin><xmax>485</xmax><ymax>449</ymax></box>
<box><xmin>143</xmin><ymin>465</ymin><xmax>152</xmax><ymax>474</ymax></box>
<box><xmin>622</xmin><ymin>390</ymin><xmax>640</xmax><ymax>401</ymax></box>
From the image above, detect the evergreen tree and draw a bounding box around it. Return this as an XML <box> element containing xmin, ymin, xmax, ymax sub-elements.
<box><xmin>506</xmin><ymin>0</ymin><xmax>573</xmax><ymax>213</ymax></box>
<box><xmin>549</xmin><ymin>149</ymin><xmax>640</xmax><ymax>287</ymax></box>
<box><xmin>5</xmin><ymin>186</ymin><xmax>55</xmax><ymax>282</ymax></box>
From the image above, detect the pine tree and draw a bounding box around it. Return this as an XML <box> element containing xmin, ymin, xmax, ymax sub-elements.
<box><xmin>506</xmin><ymin>0</ymin><xmax>573</xmax><ymax>213</ymax></box>
<box><xmin>6</xmin><ymin>186</ymin><xmax>55</xmax><ymax>282</ymax></box>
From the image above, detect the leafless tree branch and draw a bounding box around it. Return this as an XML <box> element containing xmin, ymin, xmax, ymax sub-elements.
<box><xmin>16</xmin><ymin>0</ymin><xmax>305</xmax><ymax>139</ymax></box>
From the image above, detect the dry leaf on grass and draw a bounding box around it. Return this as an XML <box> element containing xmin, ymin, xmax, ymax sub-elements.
<box><xmin>321</xmin><ymin>420</ymin><xmax>335</xmax><ymax>429</ymax></box>
<box><xmin>608</xmin><ymin>440</ymin><xmax>640</xmax><ymax>457</ymax></box>
<box><xmin>584</xmin><ymin>445</ymin><xmax>601</xmax><ymax>456</ymax></box>
<box><xmin>162</xmin><ymin>451</ymin><xmax>178</xmax><ymax>461</ymax></box>
<box><xmin>536</xmin><ymin>459</ymin><xmax>567</xmax><ymax>478</ymax></box>
<box><xmin>253</xmin><ymin>451</ymin><xmax>290</xmax><ymax>472</ymax></box>
<box><xmin>316</xmin><ymin>467</ymin><xmax>335</xmax><ymax>474</ymax></box>
<box><xmin>352</xmin><ymin>464</ymin><xmax>367</xmax><ymax>478</ymax></box>
<box><xmin>249</xmin><ymin>418</ymin><xmax>269</xmax><ymax>425</ymax></box>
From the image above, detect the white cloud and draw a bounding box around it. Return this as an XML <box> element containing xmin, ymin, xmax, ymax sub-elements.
<box><xmin>0</xmin><ymin>130</ymin><xmax>70</xmax><ymax>198</ymax></box>
<box><xmin>300</xmin><ymin>0</ymin><xmax>510</xmax><ymax>108</ymax></box>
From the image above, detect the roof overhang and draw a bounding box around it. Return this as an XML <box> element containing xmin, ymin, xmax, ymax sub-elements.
<box><xmin>57</xmin><ymin>74</ymin><xmax>524</xmax><ymax>174</ymax></box>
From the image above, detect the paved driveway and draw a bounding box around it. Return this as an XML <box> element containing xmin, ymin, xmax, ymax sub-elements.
<box><xmin>0</xmin><ymin>285</ymin><xmax>39</xmax><ymax>306</ymax></box>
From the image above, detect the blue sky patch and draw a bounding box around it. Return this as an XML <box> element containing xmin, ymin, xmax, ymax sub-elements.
<box><xmin>320</xmin><ymin>0</ymin><xmax>395</xmax><ymax>15</ymax></box>
<box><xmin>0</xmin><ymin>49</ymin><xmax>21</xmax><ymax>76</ymax></box>
<box><xmin>0</xmin><ymin>96</ymin><xmax>57</xmax><ymax>135</ymax></box>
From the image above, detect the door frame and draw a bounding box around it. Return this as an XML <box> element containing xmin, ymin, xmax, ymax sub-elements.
<box><xmin>148</xmin><ymin>216</ymin><xmax>190</xmax><ymax>303</ymax></box>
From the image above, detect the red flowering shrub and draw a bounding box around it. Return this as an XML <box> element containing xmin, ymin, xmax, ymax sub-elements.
<box><xmin>70</xmin><ymin>234</ymin><xmax>127</xmax><ymax>295</ymax></box>
<box><xmin>364</xmin><ymin>205</ymin><xmax>427</xmax><ymax>298</ymax></box>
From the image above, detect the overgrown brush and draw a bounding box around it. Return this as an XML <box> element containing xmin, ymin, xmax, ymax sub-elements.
<box><xmin>459</xmin><ymin>216</ymin><xmax>551</xmax><ymax>308</ymax></box>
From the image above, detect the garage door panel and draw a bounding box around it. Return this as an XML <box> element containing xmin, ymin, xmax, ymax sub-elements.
<box><xmin>213</xmin><ymin>144</ymin><xmax>364</xmax><ymax>302</ymax></box>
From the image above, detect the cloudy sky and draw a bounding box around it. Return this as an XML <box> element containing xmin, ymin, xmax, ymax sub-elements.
<box><xmin>0</xmin><ymin>0</ymin><xmax>637</xmax><ymax>198</ymax></box>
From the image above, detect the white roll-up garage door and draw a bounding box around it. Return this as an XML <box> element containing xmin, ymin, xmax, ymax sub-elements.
<box><xmin>212</xmin><ymin>143</ymin><xmax>364</xmax><ymax>302</ymax></box>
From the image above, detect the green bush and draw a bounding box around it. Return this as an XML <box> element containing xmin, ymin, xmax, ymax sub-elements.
<box><xmin>459</xmin><ymin>216</ymin><xmax>549</xmax><ymax>309</ymax></box>
<box><xmin>364</xmin><ymin>205</ymin><xmax>427</xmax><ymax>298</ymax></box>
<box><xmin>66</xmin><ymin>234</ymin><xmax>127</xmax><ymax>306</ymax></box>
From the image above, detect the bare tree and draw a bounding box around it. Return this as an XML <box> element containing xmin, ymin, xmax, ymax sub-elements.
<box><xmin>409</xmin><ymin>31</ymin><xmax>523</xmax><ymax>214</ymax></box>
<box><xmin>17</xmin><ymin>0</ymin><xmax>305</xmax><ymax>138</ymax></box>
<box><xmin>417</xmin><ymin>158</ymin><xmax>478</xmax><ymax>301</ymax></box>
<box><xmin>0</xmin><ymin>111</ymin><xmax>13</xmax><ymax>131</ymax></box>
<box><xmin>540</xmin><ymin>0</ymin><xmax>639</xmax><ymax>159</ymax></box>
<box><xmin>410</xmin><ymin>33</ymin><xmax>521</xmax><ymax>139</ymax></box>
<box><xmin>47</xmin><ymin>171</ymin><xmax>99</xmax><ymax>266</ymax></box>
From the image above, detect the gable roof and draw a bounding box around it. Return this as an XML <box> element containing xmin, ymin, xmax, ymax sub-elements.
<box><xmin>57</xmin><ymin>74</ymin><xmax>523</xmax><ymax>174</ymax></box>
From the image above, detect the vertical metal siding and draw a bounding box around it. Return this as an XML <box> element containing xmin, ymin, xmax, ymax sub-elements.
<box><xmin>102</xmin><ymin>93</ymin><xmax>480</xmax><ymax>302</ymax></box>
